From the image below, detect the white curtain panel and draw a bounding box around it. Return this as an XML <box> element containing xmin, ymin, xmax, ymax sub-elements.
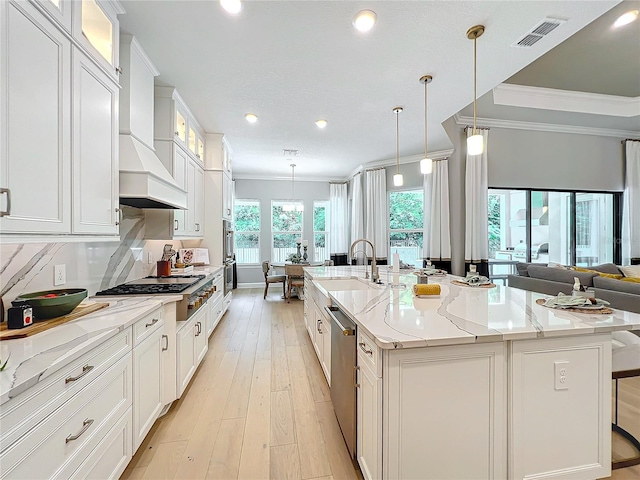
<box><xmin>464</xmin><ymin>129</ymin><xmax>489</xmax><ymax>263</ymax></box>
<box><xmin>423</xmin><ymin>160</ymin><xmax>451</xmax><ymax>260</ymax></box>
<box><xmin>329</xmin><ymin>182</ymin><xmax>348</xmax><ymax>254</ymax></box>
<box><xmin>622</xmin><ymin>140</ymin><xmax>640</xmax><ymax>264</ymax></box>
<box><xmin>350</xmin><ymin>173</ymin><xmax>364</xmax><ymax>258</ymax></box>
<box><xmin>365</xmin><ymin>168</ymin><xmax>388</xmax><ymax>260</ymax></box>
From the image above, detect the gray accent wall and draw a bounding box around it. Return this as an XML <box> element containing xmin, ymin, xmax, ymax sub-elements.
<box><xmin>234</xmin><ymin>178</ymin><xmax>330</xmax><ymax>284</ymax></box>
<box><xmin>487</xmin><ymin>128</ymin><xmax>624</xmax><ymax>191</ymax></box>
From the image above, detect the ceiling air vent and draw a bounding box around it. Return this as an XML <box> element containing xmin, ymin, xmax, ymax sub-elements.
<box><xmin>512</xmin><ymin>17</ymin><xmax>566</xmax><ymax>48</ymax></box>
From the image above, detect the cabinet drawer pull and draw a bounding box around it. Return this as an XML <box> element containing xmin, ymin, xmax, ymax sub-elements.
<box><xmin>145</xmin><ymin>318</ymin><xmax>159</xmax><ymax>328</ymax></box>
<box><xmin>65</xmin><ymin>365</ymin><xmax>94</xmax><ymax>384</ymax></box>
<box><xmin>358</xmin><ymin>342</ymin><xmax>373</xmax><ymax>356</ymax></box>
<box><xmin>0</xmin><ymin>188</ymin><xmax>11</xmax><ymax>217</ymax></box>
<box><xmin>174</xmin><ymin>219</ymin><xmax>179</xmax><ymax>230</ymax></box>
<box><xmin>162</xmin><ymin>334</ymin><xmax>169</xmax><ymax>351</ymax></box>
<box><xmin>66</xmin><ymin>418</ymin><xmax>94</xmax><ymax>443</ymax></box>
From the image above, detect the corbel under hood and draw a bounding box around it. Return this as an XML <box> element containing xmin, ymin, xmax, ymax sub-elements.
<box><xmin>118</xmin><ymin>35</ymin><xmax>187</xmax><ymax>210</ymax></box>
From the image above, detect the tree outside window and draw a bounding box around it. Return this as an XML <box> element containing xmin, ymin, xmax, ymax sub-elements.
<box><xmin>313</xmin><ymin>201</ymin><xmax>330</xmax><ymax>262</ymax></box>
<box><xmin>234</xmin><ymin>200</ymin><xmax>260</xmax><ymax>264</ymax></box>
<box><xmin>272</xmin><ymin>201</ymin><xmax>303</xmax><ymax>262</ymax></box>
<box><xmin>389</xmin><ymin>190</ymin><xmax>424</xmax><ymax>267</ymax></box>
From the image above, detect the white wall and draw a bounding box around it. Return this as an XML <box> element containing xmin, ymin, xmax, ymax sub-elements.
<box><xmin>234</xmin><ymin>178</ymin><xmax>330</xmax><ymax>284</ymax></box>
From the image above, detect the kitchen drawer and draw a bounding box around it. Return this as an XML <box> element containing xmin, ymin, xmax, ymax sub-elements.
<box><xmin>0</xmin><ymin>328</ymin><xmax>131</xmax><ymax>450</ymax></box>
<box><xmin>209</xmin><ymin>296</ymin><xmax>223</xmax><ymax>336</ymax></box>
<box><xmin>132</xmin><ymin>306</ymin><xmax>163</xmax><ymax>346</ymax></box>
<box><xmin>1</xmin><ymin>352</ymin><xmax>132</xmax><ymax>479</ymax></box>
<box><xmin>65</xmin><ymin>407</ymin><xmax>132</xmax><ymax>480</ymax></box>
<box><xmin>357</xmin><ymin>330</ymin><xmax>382</xmax><ymax>378</ymax></box>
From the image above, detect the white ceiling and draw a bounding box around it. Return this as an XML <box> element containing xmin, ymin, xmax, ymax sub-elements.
<box><xmin>119</xmin><ymin>0</ymin><xmax>621</xmax><ymax>181</ymax></box>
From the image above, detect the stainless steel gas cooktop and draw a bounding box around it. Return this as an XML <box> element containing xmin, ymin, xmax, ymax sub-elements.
<box><xmin>95</xmin><ymin>275</ymin><xmax>206</xmax><ymax>295</ymax></box>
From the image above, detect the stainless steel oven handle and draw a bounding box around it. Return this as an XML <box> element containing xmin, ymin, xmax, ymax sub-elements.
<box><xmin>324</xmin><ymin>306</ymin><xmax>355</xmax><ymax>336</ymax></box>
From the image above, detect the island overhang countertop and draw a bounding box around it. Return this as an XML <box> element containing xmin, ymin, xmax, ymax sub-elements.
<box><xmin>303</xmin><ymin>266</ymin><xmax>640</xmax><ymax>349</ymax></box>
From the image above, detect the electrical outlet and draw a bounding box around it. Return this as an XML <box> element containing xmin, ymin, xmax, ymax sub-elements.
<box><xmin>554</xmin><ymin>361</ymin><xmax>569</xmax><ymax>390</ymax></box>
<box><xmin>148</xmin><ymin>252</ymin><xmax>153</xmax><ymax>264</ymax></box>
<box><xmin>54</xmin><ymin>264</ymin><xmax>66</xmax><ymax>286</ymax></box>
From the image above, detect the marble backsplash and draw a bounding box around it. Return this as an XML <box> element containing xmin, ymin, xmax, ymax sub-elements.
<box><xmin>0</xmin><ymin>207</ymin><xmax>184</xmax><ymax>316</ymax></box>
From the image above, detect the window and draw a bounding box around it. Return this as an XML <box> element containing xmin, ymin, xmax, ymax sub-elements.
<box><xmin>488</xmin><ymin>189</ymin><xmax>617</xmax><ymax>268</ymax></box>
<box><xmin>389</xmin><ymin>190</ymin><xmax>424</xmax><ymax>267</ymax></box>
<box><xmin>234</xmin><ymin>200</ymin><xmax>260</xmax><ymax>264</ymax></box>
<box><xmin>313</xmin><ymin>201</ymin><xmax>330</xmax><ymax>262</ymax></box>
<box><xmin>272</xmin><ymin>201</ymin><xmax>303</xmax><ymax>262</ymax></box>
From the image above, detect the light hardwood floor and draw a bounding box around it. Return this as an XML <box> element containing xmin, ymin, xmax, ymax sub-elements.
<box><xmin>121</xmin><ymin>288</ymin><xmax>640</xmax><ymax>480</ymax></box>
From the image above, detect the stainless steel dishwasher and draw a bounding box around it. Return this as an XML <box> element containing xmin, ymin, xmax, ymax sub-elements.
<box><xmin>325</xmin><ymin>305</ymin><xmax>357</xmax><ymax>459</ymax></box>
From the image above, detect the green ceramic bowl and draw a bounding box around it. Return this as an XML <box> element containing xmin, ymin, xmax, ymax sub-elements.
<box><xmin>12</xmin><ymin>288</ymin><xmax>88</xmax><ymax>320</ymax></box>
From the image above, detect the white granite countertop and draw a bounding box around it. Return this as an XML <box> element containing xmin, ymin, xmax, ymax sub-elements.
<box><xmin>0</xmin><ymin>296</ymin><xmax>179</xmax><ymax>405</ymax></box>
<box><xmin>304</xmin><ymin>266</ymin><xmax>640</xmax><ymax>349</ymax></box>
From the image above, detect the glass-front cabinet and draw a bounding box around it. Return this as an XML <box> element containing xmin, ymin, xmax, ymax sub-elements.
<box><xmin>36</xmin><ymin>0</ymin><xmax>72</xmax><ymax>30</ymax></box>
<box><xmin>188</xmin><ymin>127</ymin><xmax>197</xmax><ymax>156</ymax></box>
<box><xmin>73</xmin><ymin>0</ymin><xmax>121</xmax><ymax>78</ymax></box>
<box><xmin>175</xmin><ymin>109</ymin><xmax>187</xmax><ymax>145</ymax></box>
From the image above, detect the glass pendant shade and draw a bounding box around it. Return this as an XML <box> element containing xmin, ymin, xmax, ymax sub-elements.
<box><xmin>393</xmin><ymin>173</ymin><xmax>404</xmax><ymax>187</ymax></box>
<box><xmin>467</xmin><ymin>134</ymin><xmax>483</xmax><ymax>156</ymax></box>
<box><xmin>420</xmin><ymin>158</ymin><xmax>433</xmax><ymax>174</ymax></box>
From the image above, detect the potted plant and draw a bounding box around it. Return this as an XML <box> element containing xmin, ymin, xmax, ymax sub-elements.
<box><xmin>286</xmin><ymin>252</ymin><xmax>302</xmax><ymax>264</ymax></box>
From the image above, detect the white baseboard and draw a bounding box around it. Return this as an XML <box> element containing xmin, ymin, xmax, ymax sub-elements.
<box><xmin>237</xmin><ymin>282</ymin><xmax>266</xmax><ymax>289</ymax></box>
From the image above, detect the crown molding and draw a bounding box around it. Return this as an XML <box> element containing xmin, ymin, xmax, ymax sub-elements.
<box><xmin>493</xmin><ymin>84</ymin><xmax>640</xmax><ymax>118</ymax></box>
<box><xmin>346</xmin><ymin>149</ymin><xmax>453</xmax><ymax>180</ymax></box>
<box><xmin>454</xmin><ymin>113</ymin><xmax>640</xmax><ymax>139</ymax></box>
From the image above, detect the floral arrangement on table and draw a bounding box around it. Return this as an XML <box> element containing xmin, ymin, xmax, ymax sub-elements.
<box><xmin>287</xmin><ymin>253</ymin><xmax>302</xmax><ymax>264</ymax></box>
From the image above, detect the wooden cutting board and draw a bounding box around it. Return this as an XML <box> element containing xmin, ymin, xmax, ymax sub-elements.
<box><xmin>0</xmin><ymin>302</ymin><xmax>109</xmax><ymax>341</ymax></box>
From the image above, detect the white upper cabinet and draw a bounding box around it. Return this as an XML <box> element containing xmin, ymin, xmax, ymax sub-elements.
<box><xmin>72</xmin><ymin>0</ymin><xmax>122</xmax><ymax>80</ymax></box>
<box><xmin>0</xmin><ymin>0</ymin><xmax>71</xmax><ymax>234</ymax></box>
<box><xmin>154</xmin><ymin>86</ymin><xmax>204</xmax><ymax>164</ymax></box>
<box><xmin>34</xmin><ymin>0</ymin><xmax>72</xmax><ymax>31</ymax></box>
<box><xmin>72</xmin><ymin>50</ymin><xmax>119</xmax><ymax>234</ymax></box>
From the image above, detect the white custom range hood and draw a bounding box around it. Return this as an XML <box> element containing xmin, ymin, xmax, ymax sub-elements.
<box><xmin>118</xmin><ymin>35</ymin><xmax>187</xmax><ymax>210</ymax></box>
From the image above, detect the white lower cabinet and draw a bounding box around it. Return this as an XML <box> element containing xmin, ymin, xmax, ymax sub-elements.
<box><xmin>176</xmin><ymin>307</ymin><xmax>208</xmax><ymax>398</ymax></box>
<box><xmin>132</xmin><ymin>317</ymin><xmax>164</xmax><ymax>451</ymax></box>
<box><xmin>384</xmin><ymin>342</ymin><xmax>506</xmax><ymax>480</ymax></box>
<box><xmin>0</xmin><ymin>352</ymin><xmax>132</xmax><ymax>479</ymax></box>
<box><xmin>357</xmin><ymin>349</ymin><xmax>382</xmax><ymax>480</ymax></box>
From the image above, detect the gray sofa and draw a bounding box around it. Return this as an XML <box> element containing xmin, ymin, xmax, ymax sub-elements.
<box><xmin>508</xmin><ymin>263</ymin><xmax>640</xmax><ymax>314</ymax></box>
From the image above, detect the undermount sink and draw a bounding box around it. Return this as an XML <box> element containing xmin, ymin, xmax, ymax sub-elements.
<box><xmin>314</xmin><ymin>278</ymin><xmax>384</xmax><ymax>292</ymax></box>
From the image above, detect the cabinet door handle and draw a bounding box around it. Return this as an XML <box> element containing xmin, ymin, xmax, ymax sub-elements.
<box><xmin>66</xmin><ymin>418</ymin><xmax>94</xmax><ymax>443</ymax></box>
<box><xmin>116</xmin><ymin>66</ymin><xmax>123</xmax><ymax>74</ymax></box>
<box><xmin>174</xmin><ymin>219</ymin><xmax>179</xmax><ymax>230</ymax></box>
<box><xmin>65</xmin><ymin>365</ymin><xmax>94</xmax><ymax>384</ymax></box>
<box><xmin>0</xmin><ymin>188</ymin><xmax>11</xmax><ymax>217</ymax></box>
<box><xmin>317</xmin><ymin>319</ymin><xmax>322</xmax><ymax>334</ymax></box>
<box><xmin>115</xmin><ymin>207</ymin><xmax>122</xmax><ymax>226</ymax></box>
<box><xmin>145</xmin><ymin>318</ymin><xmax>159</xmax><ymax>328</ymax></box>
<box><xmin>175</xmin><ymin>131</ymin><xmax>180</xmax><ymax>136</ymax></box>
<box><xmin>358</xmin><ymin>342</ymin><xmax>373</xmax><ymax>356</ymax></box>
<box><xmin>355</xmin><ymin>365</ymin><xmax>360</xmax><ymax>388</ymax></box>
<box><xmin>162</xmin><ymin>334</ymin><xmax>169</xmax><ymax>351</ymax></box>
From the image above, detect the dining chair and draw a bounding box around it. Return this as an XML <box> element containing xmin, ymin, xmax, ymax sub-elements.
<box><xmin>262</xmin><ymin>261</ymin><xmax>286</xmax><ymax>299</ymax></box>
<box><xmin>284</xmin><ymin>264</ymin><xmax>305</xmax><ymax>303</ymax></box>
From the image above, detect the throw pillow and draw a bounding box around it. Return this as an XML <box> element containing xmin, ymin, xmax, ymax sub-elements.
<box><xmin>548</xmin><ymin>262</ymin><xmax>567</xmax><ymax>269</ymax></box>
<box><xmin>621</xmin><ymin>277</ymin><xmax>640</xmax><ymax>284</ymax></box>
<box><xmin>572</xmin><ymin>266</ymin><xmax>623</xmax><ymax>279</ymax></box>
<box><xmin>619</xmin><ymin>265</ymin><xmax>640</xmax><ymax>278</ymax></box>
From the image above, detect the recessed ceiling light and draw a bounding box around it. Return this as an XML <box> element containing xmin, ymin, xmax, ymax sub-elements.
<box><xmin>220</xmin><ymin>0</ymin><xmax>242</xmax><ymax>15</ymax></box>
<box><xmin>315</xmin><ymin>119</ymin><xmax>328</xmax><ymax>129</ymax></box>
<box><xmin>245</xmin><ymin>113</ymin><xmax>258</xmax><ymax>123</ymax></box>
<box><xmin>353</xmin><ymin>10</ymin><xmax>376</xmax><ymax>33</ymax></box>
<box><xmin>614</xmin><ymin>10</ymin><xmax>639</xmax><ymax>28</ymax></box>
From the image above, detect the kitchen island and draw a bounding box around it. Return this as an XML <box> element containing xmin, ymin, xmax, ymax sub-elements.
<box><xmin>303</xmin><ymin>266</ymin><xmax>640</xmax><ymax>480</ymax></box>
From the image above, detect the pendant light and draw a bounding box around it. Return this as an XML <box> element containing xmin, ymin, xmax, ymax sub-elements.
<box><xmin>419</xmin><ymin>75</ymin><xmax>433</xmax><ymax>175</ymax></box>
<box><xmin>283</xmin><ymin>164</ymin><xmax>303</xmax><ymax>212</ymax></box>
<box><xmin>466</xmin><ymin>25</ymin><xmax>485</xmax><ymax>156</ymax></box>
<box><xmin>393</xmin><ymin>107</ymin><xmax>403</xmax><ymax>187</ymax></box>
